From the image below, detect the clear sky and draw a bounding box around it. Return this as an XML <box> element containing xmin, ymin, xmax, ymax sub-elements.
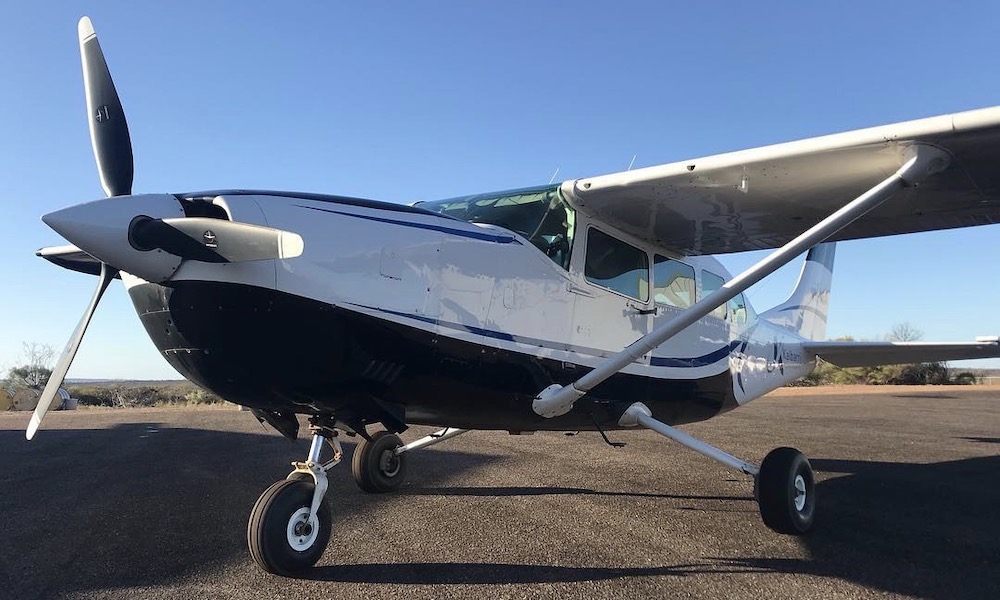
<box><xmin>1</xmin><ymin>2</ymin><xmax>997</xmax><ymax>379</ymax></box>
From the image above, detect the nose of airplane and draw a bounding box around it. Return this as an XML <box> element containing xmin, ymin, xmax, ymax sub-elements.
<box><xmin>42</xmin><ymin>194</ymin><xmax>186</xmax><ymax>282</ymax></box>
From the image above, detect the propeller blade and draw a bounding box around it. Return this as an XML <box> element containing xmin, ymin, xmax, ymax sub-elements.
<box><xmin>79</xmin><ymin>16</ymin><xmax>133</xmax><ymax>197</ymax></box>
<box><xmin>131</xmin><ymin>217</ymin><xmax>305</xmax><ymax>263</ymax></box>
<box><xmin>26</xmin><ymin>262</ymin><xmax>119</xmax><ymax>440</ymax></box>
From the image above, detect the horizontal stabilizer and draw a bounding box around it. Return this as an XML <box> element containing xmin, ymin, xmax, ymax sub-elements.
<box><xmin>802</xmin><ymin>338</ymin><xmax>1000</xmax><ymax>368</ymax></box>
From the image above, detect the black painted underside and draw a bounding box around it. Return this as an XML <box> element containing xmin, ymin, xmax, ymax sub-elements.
<box><xmin>128</xmin><ymin>281</ymin><xmax>737</xmax><ymax>432</ymax></box>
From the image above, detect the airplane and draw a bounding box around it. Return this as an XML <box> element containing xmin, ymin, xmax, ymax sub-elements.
<box><xmin>25</xmin><ymin>16</ymin><xmax>1000</xmax><ymax>576</ymax></box>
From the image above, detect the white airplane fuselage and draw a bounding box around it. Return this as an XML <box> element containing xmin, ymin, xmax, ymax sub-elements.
<box><xmin>74</xmin><ymin>188</ymin><xmax>821</xmax><ymax>433</ymax></box>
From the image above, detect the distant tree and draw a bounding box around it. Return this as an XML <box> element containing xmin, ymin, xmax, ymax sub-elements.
<box><xmin>886</xmin><ymin>322</ymin><xmax>923</xmax><ymax>342</ymax></box>
<box><xmin>882</xmin><ymin>323</ymin><xmax>948</xmax><ymax>384</ymax></box>
<box><xmin>3</xmin><ymin>342</ymin><xmax>56</xmax><ymax>396</ymax></box>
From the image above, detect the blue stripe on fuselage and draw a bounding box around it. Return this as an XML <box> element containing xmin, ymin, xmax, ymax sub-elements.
<box><xmin>294</xmin><ymin>204</ymin><xmax>522</xmax><ymax>244</ymax></box>
<box><xmin>348</xmin><ymin>303</ymin><xmax>735</xmax><ymax>369</ymax></box>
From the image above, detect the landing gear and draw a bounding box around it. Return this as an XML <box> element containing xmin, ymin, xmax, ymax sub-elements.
<box><xmin>352</xmin><ymin>431</ymin><xmax>407</xmax><ymax>492</ymax></box>
<box><xmin>755</xmin><ymin>447</ymin><xmax>815</xmax><ymax>534</ymax></box>
<box><xmin>619</xmin><ymin>402</ymin><xmax>816</xmax><ymax>535</ymax></box>
<box><xmin>351</xmin><ymin>427</ymin><xmax>469</xmax><ymax>493</ymax></box>
<box><xmin>247</xmin><ymin>419</ymin><xmax>342</xmax><ymax>575</ymax></box>
<box><xmin>247</xmin><ymin>420</ymin><xmax>473</xmax><ymax>574</ymax></box>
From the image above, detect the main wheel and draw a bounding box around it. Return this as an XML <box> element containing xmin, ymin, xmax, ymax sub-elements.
<box><xmin>352</xmin><ymin>430</ymin><xmax>407</xmax><ymax>493</ymax></box>
<box><xmin>247</xmin><ymin>479</ymin><xmax>332</xmax><ymax>575</ymax></box>
<box><xmin>755</xmin><ymin>446</ymin><xmax>816</xmax><ymax>535</ymax></box>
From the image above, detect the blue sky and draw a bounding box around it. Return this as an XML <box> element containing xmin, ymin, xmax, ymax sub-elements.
<box><xmin>1</xmin><ymin>2</ymin><xmax>997</xmax><ymax>378</ymax></box>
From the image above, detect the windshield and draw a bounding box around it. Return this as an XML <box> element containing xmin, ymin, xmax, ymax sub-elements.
<box><xmin>416</xmin><ymin>185</ymin><xmax>575</xmax><ymax>269</ymax></box>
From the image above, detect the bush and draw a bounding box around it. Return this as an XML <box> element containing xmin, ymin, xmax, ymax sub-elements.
<box><xmin>951</xmin><ymin>372</ymin><xmax>978</xmax><ymax>385</ymax></box>
<box><xmin>66</xmin><ymin>382</ymin><xmax>224</xmax><ymax>407</ymax></box>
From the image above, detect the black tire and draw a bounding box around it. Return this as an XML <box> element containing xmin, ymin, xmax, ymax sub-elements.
<box><xmin>756</xmin><ymin>447</ymin><xmax>816</xmax><ymax>535</ymax></box>
<box><xmin>247</xmin><ymin>479</ymin><xmax>331</xmax><ymax>575</ymax></box>
<box><xmin>352</xmin><ymin>431</ymin><xmax>407</xmax><ymax>493</ymax></box>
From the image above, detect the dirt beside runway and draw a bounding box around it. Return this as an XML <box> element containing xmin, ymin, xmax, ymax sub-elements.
<box><xmin>1</xmin><ymin>386</ymin><xmax>997</xmax><ymax>599</ymax></box>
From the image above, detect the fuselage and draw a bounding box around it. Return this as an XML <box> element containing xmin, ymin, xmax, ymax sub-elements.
<box><xmin>95</xmin><ymin>186</ymin><xmax>818</xmax><ymax>433</ymax></box>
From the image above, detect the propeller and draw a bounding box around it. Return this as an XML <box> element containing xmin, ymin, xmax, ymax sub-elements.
<box><xmin>27</xmin><ymin>17</ymin><xmax>132</xmax><ymax>439</ymax></box>
<box><xmin>26</xmin><ymin>263</ymin><xmax>118</xmax><ymax>440</ymax></box>
<box><xmin>79</xmin><ymin>16</ymin><xmax>133</xmax><ymax>197</ymax></box>
<box><xmin>30</xmin><ymin>17</ymin><xmax>305</xmax><ymax>439</ymax></box>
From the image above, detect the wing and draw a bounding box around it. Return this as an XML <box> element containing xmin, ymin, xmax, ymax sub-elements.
<box><xmin>564</xmin><ymin>107</ymin><xmax>1000</xmax><ymax>255</ymax></box>
<box><xmin>802</xmin><ymin>338</ymin><xmax>1000</xmax><ymax>368</ymax></box>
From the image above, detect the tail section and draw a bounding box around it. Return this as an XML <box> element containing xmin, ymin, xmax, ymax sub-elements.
<box><xmin>760</xmin><ymin>243</ymin><xmax>836</xmax><ymax>341</ymax></box>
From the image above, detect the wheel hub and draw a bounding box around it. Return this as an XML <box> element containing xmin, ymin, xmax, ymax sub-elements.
<box><xmin>286</xmin><ymin>507</ymin><xmax>319</xmax><ymax>551</ymax></box>
<box><xmin>793</xmin><ymin>474</ymin><xmax>807</xmax><ymax>512</ymax></box>
<box><xmin>379</xmin><ymin>449</ymin><xmax>400</xmax><ymax>477</ymax></box>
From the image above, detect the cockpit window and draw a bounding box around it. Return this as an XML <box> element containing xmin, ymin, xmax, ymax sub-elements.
<box><xmin>416</xmin><ymin>185</ymin><xmax>575</xmax><ymax>269</ymax></box>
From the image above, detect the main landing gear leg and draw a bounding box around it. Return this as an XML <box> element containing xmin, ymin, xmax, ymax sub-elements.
<box><xmin>351</xmin><ymin>427</ymin><xmax>469</xmax><ymax>493</ymax></box>
<box><xmin>247</xmin><ymin>418</ymin><xmax>342</xmax><ymax>575</ymax></box>
<box><xmin>619</xmin><ymin>403</ymin><xmax>816</xmax><ymax>535</ymax></box>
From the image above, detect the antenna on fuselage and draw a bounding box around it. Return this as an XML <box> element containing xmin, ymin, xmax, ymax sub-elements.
<box><xmin>548</xmin><ymin>167</ymin><xmax>560</xmax><ymax>184</ymax></box>
<box><xmin>627</xmin><ymin>155</ymin><xmax>637</xmax><ymax>171</ymax></box>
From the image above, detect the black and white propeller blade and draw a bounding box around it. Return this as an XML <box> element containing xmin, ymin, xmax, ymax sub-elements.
<box><xmin>26</xmin><ymin>263</ymin><xmax>119</xmax><ymax>440</ymax></box>
<box><xmin>79</xmin><ymin>16</ymin><xmax>133</xmax><ymax>198</ymax></box>
<box><xmin>130</xmin><ymin>217</ymin><xmax>305</xmax><ymax>263</ymax></box>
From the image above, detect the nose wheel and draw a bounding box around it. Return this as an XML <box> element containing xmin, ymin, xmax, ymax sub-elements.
<box><xmin>247</xmin><ymin>478</ymin><xmax>332</xmax><ymax>575</ymax></box>
<box><xmin>247</xmin><ymin>419</ymin><xmax>341</xmax><ymax>575</ymax></box>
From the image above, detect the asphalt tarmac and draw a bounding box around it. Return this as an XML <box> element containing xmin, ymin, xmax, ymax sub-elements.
<box><xmin>1</xmin><ymin>386</ymin><xmax>997</xmax><ymax>600</ymax></box>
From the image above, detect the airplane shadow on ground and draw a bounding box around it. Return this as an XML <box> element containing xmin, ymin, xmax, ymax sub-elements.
<box><xmin>309</xmin><ymin>456</ymin><xmax>1000</xmax><ymax>599</ymax></box>
<box><xmin>0</xmin><ymin>423</ymin><xmax>500</xmax><ymax>600</ymax></box>
<box><xmin>405</xmin><ymin>484</ymin><xmax>750</xmax><ymax>502</ymax></box>
<box><xmin>723</xmin><ymin>455</ymin><xmax>1000</xmax><ymax>600</ymax></box>
<box><xmin>2</xmin><ymin>424</ymin><xmax>996</xmax><ymax>599</ymax></box>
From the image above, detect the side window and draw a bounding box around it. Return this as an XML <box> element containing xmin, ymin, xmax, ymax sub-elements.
<box><xmin>585</xmin><ymin>228</ymin><xmax>649</xmax><ymax>302</ymax></box>
<box><xmin>729</xmin><ymin>293</ymin><xmax>747</xmax><ymax>325</ymax></box>
<box><xmin>701</xmin><ymin>271</ymin><xmax>727</xmax><ymax>319</ymax></box>
<box><xmin>653</xmin><ymin>255</ymin><xmax>696</xmax><ymax>308</ymax></box>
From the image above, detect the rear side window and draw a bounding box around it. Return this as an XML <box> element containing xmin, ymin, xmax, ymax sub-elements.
<box><xmin>585</xmin><ymin>228</ymin><xmax>649</xmax><ymax>301</ymax></box>
<box><xmin>653</xmin><ymin>255</ymin><xmax>696</xmax><ymax>308</ymax></box>
<box><xmin>701</xmin><ymin>271</ymin><xmax>727</xmax><ymax>319</ymax></box>
<box><xmin>729</xmin><ymin>293</ymin><xmax>748</xmax><ymax>325</ymax></box>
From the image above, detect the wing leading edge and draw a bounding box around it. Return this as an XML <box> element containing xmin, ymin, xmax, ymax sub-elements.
<box><xmin>564</xmin><ymin>106</ymin><xmax>1000</xmax><ymax>255</ymax></box>
<box><xmin>802</xmin><ymin>338</ymin><xmax>1000</xmax><ymax>368</ymax></box>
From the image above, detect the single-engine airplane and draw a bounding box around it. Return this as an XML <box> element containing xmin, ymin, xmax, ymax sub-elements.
<box><xmin>27</xmin><ymin>17</ymin><xmax>1000</xmax><ymax>575</ymax></box>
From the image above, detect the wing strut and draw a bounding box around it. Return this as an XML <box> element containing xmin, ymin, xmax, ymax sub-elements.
<box><xmin>532</xmin><ymin>144</ymin><xmax>951</xmax><ymax>418</ymax></box>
